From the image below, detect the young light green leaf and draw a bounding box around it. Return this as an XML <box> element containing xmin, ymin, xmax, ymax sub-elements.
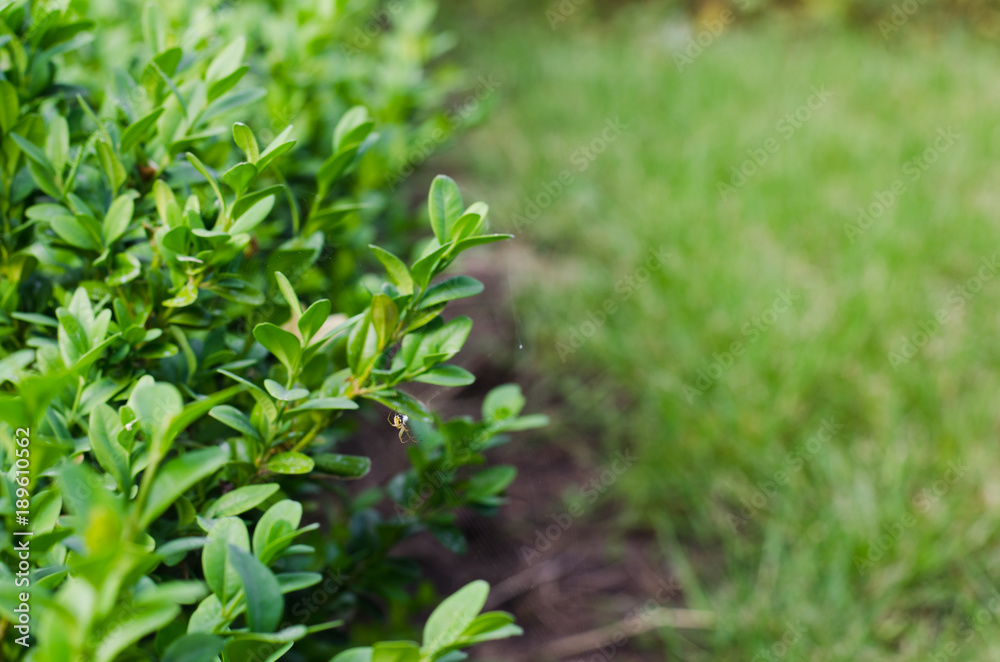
<box><xmin>420</xmin><ymin>276</ymin><xmax>484</xmax><ymax>308</ymax></box>
<box><xmin>202</xmin><ymin>517</ymin><xmax>250</xmax><ymax>602</ymax></box>
<box><xmin>482</xmin><ymin>384</ymin><xmax>526</xmax><ymax>421</ymax></box>
<box><xmin>206</xmin><ymin>484</ymin><xmax>280</xmax><ymax>518</ymax></box>
<box><xmin>421</xmin><ymin>580</ymin><xmax>490</xmax><ymax>656</ymax></box>
<box><xmin>102</xmin><ymin>194</ymin><xmax>134</xmax><ymax>245</ymax></box>
<box><xmin>274</xmin><ymin>271</ymin><xmax>301</xmax><ymax>318</ymax></box>
<box><xmin>233</xmin><ymin>122</ymin><xmax>259</xmax><ymax>163</ymax></box>
<box><xmin>371</xmin><ymin>293</ymin><xmax>398</xmax><ymax>348</ymax></box>
<box><xmin>252</xmin><ymin>499</ymin><xmax>302</xmax><ymax>561</ymax></box>
<box><xmin>369</xmin><ymin>245</ymin><xmax>413</xmax><ymax>295</ymax></box>
<box><xmin>253</xmin><ymin>323</ymin><xmax>301</xmax><ymax>373</ymax></box>
<box><xmin>121</xmin><ymin>108</ymin><xmax>165</xmax><ymax>152</ymax></box>
<box><xmin>297</xmin><ymin>299</ymin><xmax>332</xmax><ymax>343</ymax></box>
<box><xmin>428</xmin><ymin>175</ymin><xmax>463</xmax><ymax>243</ymax></box>
<box><xmin>263</xmin><ymin>379</ymin><xmax>308</xmax><ymax>401</ymax></box>
<box><xmin>412</xmin><ymin>364</ymin><xmax>475</xmax><ymax>387</ymax></box>
<box><xmin>88</xmin><ymin>404</ymin><xmax>129</xmax><ymax>491</ymax></box>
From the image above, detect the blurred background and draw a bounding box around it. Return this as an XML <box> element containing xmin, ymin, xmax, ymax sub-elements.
<box><xmin>389</xmin><ymin>0</ymin><xmax>1000</xmax><ymax>659</ymax></box>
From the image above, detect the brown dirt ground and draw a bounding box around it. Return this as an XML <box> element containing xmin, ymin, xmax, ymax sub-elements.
<box><xmin>364</xmin><ymin>251</ymin><xmax>703</xmax><ymax>661</ymax></box>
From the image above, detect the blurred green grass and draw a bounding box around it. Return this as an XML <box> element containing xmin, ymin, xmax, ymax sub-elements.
<box><xmin>446</xmin><ymin>7</ymin><xmax>1000</xmax><ymax>660</ymax></box>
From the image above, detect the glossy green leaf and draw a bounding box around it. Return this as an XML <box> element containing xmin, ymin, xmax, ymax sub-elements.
<box><xmin>206</xmin><ymin>484</ymin><xmax>280</xmax><ymax>518</ymax></box>
<box><xmin>267</xmin><ymin>452</ymin><xmax>314</xmax><ymax>475</ymax></box>
<box><xmin>229</xmin><ymin>545</ymin><xmax>284</xmax><ymax>632</ymax></box>
<box><xmin>428</xmin><ymin>175</ymin><xmax>463</xmax><ymax>243</ymax></box>
<box><xmin>140</xmin><ymin>446</ymin><xmax>229</xmax><ymax>528</ymax></box>
<box><xmin>422</xmin><ymin>580</ymin><xmax>490</xmax><ymax>657</ymax></box>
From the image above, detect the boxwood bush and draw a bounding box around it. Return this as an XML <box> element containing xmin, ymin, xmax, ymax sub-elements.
<box><xmin>0</xmin><ymin>1</ymin><xmax>544</xmax><ymax>660</ymax></box>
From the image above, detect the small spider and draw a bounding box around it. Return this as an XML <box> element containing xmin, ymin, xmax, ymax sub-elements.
<box><xmin>388</xmin><ymin>413</ymin><xmax>418</xmax><ymax>444</ymax></box>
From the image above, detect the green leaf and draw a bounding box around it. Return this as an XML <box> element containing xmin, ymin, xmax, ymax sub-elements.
<box><xmin>45</xmin><ymin>114</ymin><xmax>69</xmax><ymax>173</ymax></box>
<box><xmin>253</xmin><ymin>500</ymin><xmax>302</xmax><ymax>561</ymax></box>
<box><xmin>229</xmin><ymin>545</ymin><xmax>284</xmax><ymax>633</ymax></box>
<box><xmin>298</xmin><ymin>299</ymin><xmax>332</xmax><ymax>343</ymax></box>
<box><xmin>466</xmin><ymin>466</ymin><xmax>517</xmax><ymax>500</ymax></box>
<box><xmin>206</xmin><ymin>37</ymin><xmax>246</xmax><ymax>85</ymax></box>
<box><xmin>233</xmin><ymin>122</ymin><xmax>259</xmax><ymax>163</ymax></box>
<box><xmin>428</xmin><ymin>175</ymin><xmax>463</xmax><ymax>243</ymax></box>
<box><xmin>219</xmin><ymin>370</ymin><xmax>278</xmax><ymax>422</ymax></box>
<box><xmin>330</xmin><ymin>649</ymin><xmax>373</xmax><ymax>662</ymax></box>
<box><xmin>140</xmin><ymin>447</ymin><xmax>229</xmax><ymax>528</ymax></box>
<box><xmin>121</xmin><ymin>108</ymin><xmax>165</xmax><ymax>152</ymax></box>
<box><xmin>285</xmin><ymin>397</ymin><xmax>358</xmax><ymax>415</ymax></box>
<box><xmin>96</xmin><ymin>139</ymin><xmax>127</xmax><ymax>192</ymax></box>
<box><xmin>0</xmin><ymin>80</ymin><xmax>19</xmax><ymax>134</ymax></box>
<box><xmin>258</xmin><ymin>125</ymin><xmax>297</xmax><ymax>171</ymax></box>
<box><xmin>209</xmin><ymin>404</ymin><xmax>262</xmax><ymax>441</ymax></box>
<box><xmin>420</xmin><ymin>277</ymin><xmax>484</xmax><ymax>308</ymax></box>
<box><xmin>333</xmin><ymin>106</ymin><xmax>374</xmax><ymax>151</ymax></box>
<box><xmin>224</xmin><ymin>639</ymin><xmax>292</xmax><ymax>662</ymax></box>
<box><xmin>372</xmin><ymin>642</ymin><xmax>419</xmax><ymax>662</ymax></box>
<box><xmin>313</xmin><ymin>453</ymin><xmax>371</xmax><ymax>479</ymax></box>
<box><xmin>203</xmin><ymin>517</ymin><xmax>250</xmax><ymax>602</ymax></box>
<box><xmin>410</xmin><ymin>244</ymin><xmax>451</xmax><ymax>289</ymax></box>
<box><xmin>412</xmin><ymin>364</ymin><xmax>475</xmax><ymax>387</ymax></box>
<box><xmin>421</xmin><ymin>581</ymin><xmax>490</xmax><ymax>657</ymax></box>
<box><xmin>346</xmin><ymin>309</ymin><xmax>375</xmax><ymax>374</ymax></box>
<box><xmin>228</xmin><ymin>193</ymin><xmax>275</xmax><ymax>235</ymax></box>
<box><xmin>263</xmin><ymin>379</ymin><xmax>308</xmax><ymax>401</ymax></box>
<box><xmin>254</xmin><ymin>323</ymin><xmax>301</xmax><ymax>373</ymax></box>
<box><xmin>94</xmin><ymin>601</ymin><xmax>180</xmax><ymax>662</ymax></box>
<box><xmin>482</xmin><ymin>384</ymin><xmax>526</xmax><ymax>421</ymax></box>
<box><xmin>267</xmin><ymin>452</ymin><xmax>314</xmax><ymax>475</ymax></box>
<box><xmin>50</xmin><ymin>214</ymin><xmax>100</xmax><ymax>250</ymax></box>
<box><xmin>162</xmin><ymin>633</ymin><xmax>225</xmax><ymax>662</ymax></box>
<box><xmin>126</xmin><ymin>375</ymin><xmax>183</xmax><ymax>453</ymax></box>
<box><xmin>206</xmin><ymin>484</ymin><xmax>280</xmax><ymax>518</ymax></box>
<box><xmin>369</xmin><ymin>245</ymin><xmax>413</xmax><ymax>295</ymax></box>
<box><xmin>108</xmin><ymin>253</ymin><xmax>141</xmax><ymax>286</ymax></box>
<box><xmin>88</xmin><ymin>404</ymin><xmax>129</xmax><ymax>491</ymax></box>
<box><xmin>452</xmin><ymin>234</ymin><xmax>512</xmax><ymax>254</ymax></box>
<box><xmin>102</xmin><ymin>194</ymin><xmax>134</xmax><ymax>245</ymax></box>
<box><xmin>186</xmin><ymin>152</ymin><xmax>226</xmax><ymax>217</ymax></box>
<box><xmin>222</xmin><ymin>162</ymin><xmax>257</xmax><ymax>196</ymax></box>
<box><xmin>274</xmin><ymin>271</ymin><xmax>301</xmax><ymax>318</ymax></box>
<box><xmin>208</xmin><ymin>64</ymin><xmax>248</xmax><ymax>101</ymax></box>
<box><xmin>371</xmin><ymin>293</ymin><xmax>398</xmax><ymax>348</ymax></box>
